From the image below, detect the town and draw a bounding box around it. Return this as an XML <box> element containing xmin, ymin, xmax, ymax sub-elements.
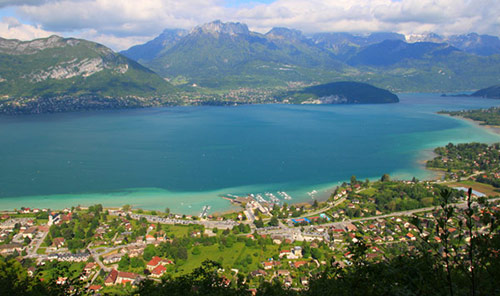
<box><xmin>1</xmin><ymin>143</ymin><xmax>500</xmax><ymax>295</ymax></box>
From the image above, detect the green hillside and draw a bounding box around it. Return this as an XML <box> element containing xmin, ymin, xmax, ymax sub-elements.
<box><xmin>0</xmin><ymin>35</ymin><xmax>177</xmax><ymax>114</ymax></box>
<box><xmin>279</xmin><ymin>81</ymin><xmax>399</xmax><ymax>104</ymax></box>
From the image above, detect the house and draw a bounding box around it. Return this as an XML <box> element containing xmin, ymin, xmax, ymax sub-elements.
<box><xmin>263</xmin><ymin>260</ymin><xmax>280</xmax><ymax>270</ymax></box>
<box><xmin>146</xmin><ymin>256</ymin><xmax>173</xmax><ymax>271</ymax></box>
<box><xmin>292</xmin><ymin>261</ymin><xmax>308</xmax><ymax>268</ymax></box>
<box><xmin>61</xmin><ymin>213</ymin><xmax>72</xmax><ymax>223</ymax></box>
<box><xmin>291</xmin><ymin>246</ymin><xmax>303</xmax><ymax>259</ymax></box>
<box><xmin>345</xmin><ymin>223</ymin><xmax>357</xmax><ymax>232</ymax></box>
<box><xmin>27</xmin><ymin>267</ymin><xmax>36</xmax><ymax>277</ymax></box>
<box><xmin>52</xmin><ymin>237</ymin><xmax>65</xmax><ymax>249</ymax></box>
<box><xmin>151</xmin><ymin>265</ymin><xmax>167</xmax><ymax>278</ymax></box>
<box><xmin>103</xmin><ymin>254</ymin><xmax>122</xmax><ymax>264</ymax></box>
<box><xmin>0</xmin><ymin>243</ymin><xmax>24</xmax><ymax>255</ymax></box>
<box><xmin>284</xmin><ymin>275</ymin><xmax>293</xmax><ymax>287</ymax></box>
<box><xmin>88</xmin><ymin>285</ymin><xmax>102</xmax><ymax>293</ymax></box>
<box><xmin>56</xmin><ymin>277</ymin><xmax>67</xmax><ymax>285</ymax></box>
<box><xmin>104</xmin><ymin>269</ymin><xmax>118</xmax><ymax>286</ymax></box>
<box><xmin>277</xmin><ymin>270</ymin><xmax>290</xmax><ymax>277</ymax></box>
<box><xmin>263</xmin><ymin>262</ymin><xmax>274</xmax><ymax>270</ymax></box>
<box><xmin>48</xmin><ymin>214</ymin><xmax>61</xmax><ymax>226</ymax></box>
<box><xmin>21</xmin><ymin>227</ymin><xmax>37</xmax><ymax>239</ymax></box>
<box><xmin>301</xmin><ymin>277</ymin><xmax>309</xmax><ymax>286</ymax></box>
<box><xmin>83</xmin><ymin>262</ymin><xmax>97</xmax><ymax>274</ymax></box>
<box><xmin>279</xmin><ymin>250</ymin><xmax>292</xmax><ymax>259</ymax></box>
<box><xmin>116</xmin><ymin>271</ymin><xmax>139</xmax><ymax>285</ymax></box>
<box><xmin>127</xmin><ymin>246</ymin><xmax>145</xmax><ymax>258</ymax></box>
<box><xmin>250</xmin><ymin>269</ymin><xmax>267</xmax><ymax>277</ymax></box>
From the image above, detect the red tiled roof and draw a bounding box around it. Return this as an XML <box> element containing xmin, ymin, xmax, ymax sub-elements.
<box><xmin>105</xmin><ymin>269</ymin><xmax>118</xmax><ymax>284</ymax></box>
<box><xmin>88</xmin><ymin>285</ymin><xmax>102</xmax><ymax>291</ymax></box>
<box><xmin>152</xmin><ymin>265</ymin><xmax>166</xmax><ymax>275</ymax></box>
<box><xmin>118</xmin><ymin>271</ymin><xmax>138</xmax><ymax>280</ymax></box>
<box><xmin>147</xmin><ymin>256</ymin><xmax>162</xmax><ymax>267</ymax></box>
<box><xmin>294</xmin><ymin>261</ymin><xmax>307</xmax><ymax>268</ymax></box>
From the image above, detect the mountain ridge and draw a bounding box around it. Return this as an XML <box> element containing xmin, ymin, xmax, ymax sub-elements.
<box><xmin>0</xmin><ymin>35</ymin><xmax>178</xmax><ymax>114</ymax></box>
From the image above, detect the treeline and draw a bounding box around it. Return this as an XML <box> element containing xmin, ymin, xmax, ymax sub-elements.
<box><xmin>440</xmin><ymin>107</ymin><xmax>500</xmax><ymax>126</ymax></box>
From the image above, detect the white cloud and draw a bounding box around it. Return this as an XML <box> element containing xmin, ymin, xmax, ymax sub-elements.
<box><xmin>0</xmin><ymin>0</ymin><xmax>497</xmax><ymax>50</ymax></box>
<box><xmin>0</xmin><ymin>16</ymin><xmax>55</xmax><ymax>40</ymax></box>
<box><xmin>78</xmin><ymin>29</ymin><xmax>155</xmax><ymax>51</ymax></box>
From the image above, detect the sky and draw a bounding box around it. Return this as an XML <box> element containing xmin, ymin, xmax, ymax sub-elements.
<box><xmin>0</xmin><ymin>0</ymin><xmax>499</xmax><ymax>51</ymax></box>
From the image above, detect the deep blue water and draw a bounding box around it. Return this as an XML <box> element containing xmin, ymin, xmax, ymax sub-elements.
<box><xmin>1</xmin><ymin>93</ymin><xmax>500</xmax><ymax>213</ymax></box>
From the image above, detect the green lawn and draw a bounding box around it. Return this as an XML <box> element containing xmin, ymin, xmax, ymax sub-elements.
<box><xmin>175</xmin><ymin>242</ymin><xmax>280</xmax><ymax>275</ymax></box>
<box><xmin>360</xmin><ymin>187</ymin><xmax>378</xmax><ymax>196</ymax></box>
<box><xmin>36</xmin><ymin>247</ymin><xmax>46</xmax><ymax>254</ymax></box>
<box><xmin>164</xmin><ymin>225</ymin><xmax>190</xmax><ymax>238</ymax></box>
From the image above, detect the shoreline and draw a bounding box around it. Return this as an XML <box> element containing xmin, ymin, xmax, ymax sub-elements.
<box><xmin>443</xmin><ymin>114</ymin><xmax>500</xmax><ymax>135</ymax></box>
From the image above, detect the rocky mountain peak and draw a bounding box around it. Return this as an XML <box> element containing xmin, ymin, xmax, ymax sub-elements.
<box><xmin>0</xmin><ymin>35</ymin><xmax>82</xmax><ymax>55</ymax></box>
<box><xmin>192</xmin><ymin>20</ymin><xmax>250</xmax><ymax>37</ymax></box>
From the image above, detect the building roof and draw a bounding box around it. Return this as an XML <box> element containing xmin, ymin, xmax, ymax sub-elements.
<box><xmin>105</xmin><ymin>269</ymin><xmax>118</xmax><ymax>284</ymax></box>
<box><xmin>118</xmin><ymin>271</ymin><xmax>138</xmax><ymax>280</ymax></box>
<box><xmin>147</xmin><ymin>256</ymin><xmax>162</xmax><ymax>267</ymax></box>
<box><xmin>88</xmin><ymin>285</ymin><xmax>102</xmax><ymax>291</ymax></box>
<box><xmin>152</xmin><ymin>264</ymin><xmax>167</xmax><ymax>275</ymax></box>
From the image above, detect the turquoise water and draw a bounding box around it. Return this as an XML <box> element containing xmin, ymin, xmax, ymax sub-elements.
<box><xmin>1</xmin><ymin>93</ymin><xmax>500</xmax><ymax>214</ymax></box>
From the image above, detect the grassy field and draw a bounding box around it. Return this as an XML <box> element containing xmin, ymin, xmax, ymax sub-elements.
<box><xmin>163</xmin><ymin>224</ymin><xmax>191</xmax><ymax>238</ymax></box>
<box><xmin>447</xmin><ymin>180</ymin><xmax>500</xmax><ymax>197</ymax></box>
<box><xmin>175</xmin><ymin>242</ymin><xmax>280</xmax><ymax>275</ymax></box>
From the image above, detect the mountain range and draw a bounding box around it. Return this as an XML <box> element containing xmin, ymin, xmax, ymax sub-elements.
<box><xmin>1</xmin><ymin>20</ymin><xmax>500</xmax><ymax>113</ymax></box>
<box><xmin>120</xmin><ymin>20</ymin><xmax>500</xmax><ymax>92</ymax></box>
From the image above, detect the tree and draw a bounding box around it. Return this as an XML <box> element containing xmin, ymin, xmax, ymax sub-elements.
<box><xmin>381</xmin><ymin>174</ymin><xmax>391</xmax><ymax>182</ymax></box>
<box><xmin>254</xmin><ymin>218</ymin><xmax>264</xmax><ymax>228</ymax></box>
<box><xmin>192</xmin><ymin>246</ymin><xmax>201</xmax><ymax>256</ymax></box>
<box><xmin>350</xmin><ymin>175</ymin><xmax>357</xmax><ymax>185</ymax></box>
<box><xmin>119</xmin><ymin>254</ymin><xmax>130</xmax><ymax>270</ymax></box>
<box><xmin>122</xmin><ymin>204</ymin><xmax>131</xmax><ymax>212</ymax></box>
<box><xmin>312</xmin><ymin>199</ymin><xmax>319</xmax><ymax>209</ymax></box>
<box><xmin>269</xmin><ymin>216</ymin><xmax>279</xmax><ymax>227</ymax></box>
<box><xmin>143</xmin><ymin>245</ymin><xmax>156</xmax><ymax>261</ymax></box>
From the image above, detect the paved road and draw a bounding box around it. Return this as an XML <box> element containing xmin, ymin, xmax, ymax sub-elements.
<box><xmin>29</xmin><ymin>229</ymin><xmax>49</xmax><ymax>256</ymax></box>
<box><xmin>307</xmin><ymin>197</ymin><xmax>500</xmax><ymax>230</ymax></box>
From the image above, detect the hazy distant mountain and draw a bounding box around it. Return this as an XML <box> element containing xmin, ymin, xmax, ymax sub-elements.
<box><xmin>311</xmin><ymin>32</ymin><xmax>405</xmax><ymax>60</ymax></box>
<box><xmin>406</xmin><ymin>32</ymin><xmax>500</xmax><ymax>56</ymax></box>
<box><xmin>347</xmin><ymin>40</ymin><xmax>460</xmax><ymax>66</ymax></box>
<box><xmin>447</xmin><ymin>33</ymin><xmax>500</xmax><ymax>56</ymax></box>
<box><xmin>119</xmin><ymin>20</ymin><xmax>500</xmax><ymax>92</ymax></box>
<box><xmin>0</xmin><ymin>35</ymin><xmax>177</xmax><ymax>114</ymax></box>
<box><xmin>121</xmin><ymin>29</ymin><xmax>188</xmax><ymax>62</ymax></box>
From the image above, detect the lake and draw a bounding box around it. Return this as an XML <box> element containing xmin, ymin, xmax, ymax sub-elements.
<box><xmin>1</xmin><ymin>93</ymin><xmax>500</xmax><ymax>214</ymax></box>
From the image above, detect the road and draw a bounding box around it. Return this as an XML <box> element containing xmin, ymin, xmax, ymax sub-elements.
<box><xmin>28</xmin><ymin>229</ymin><xmax>49</xmax><ymax>256</ymax></box>
<box><xmin>307</xmin><ymin>197</ymin><xmax>500</xmax><ymax>230</ymax></box>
